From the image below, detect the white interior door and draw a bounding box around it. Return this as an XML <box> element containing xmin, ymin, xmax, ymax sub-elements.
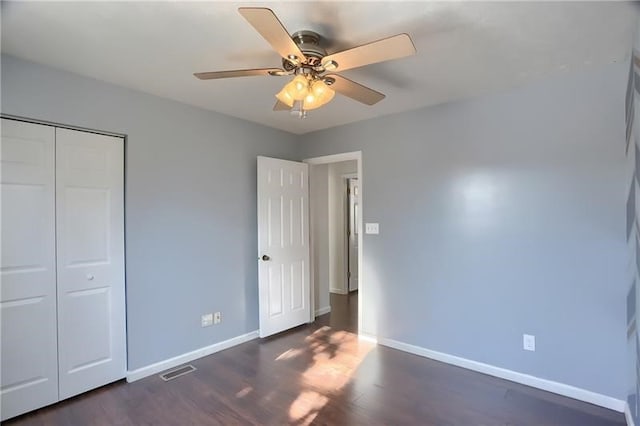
<box><xmin>55</xmin><ymin>128</ymin><xmax>126</xmax><ymax>400</ymax></box>
<box><xmin>1</xmin><ymin>119</ymin><xmax>59</xmax><ymax>420</ymax></box>
<box><xmin>348</xmin><ymin>178</ymin><xmax>359</xmax><ymax>291</ymax></box>
<box><xmin>257</xmin><ymin>156</ymin><xmax>310</xmax><ymax>338</ymax></box>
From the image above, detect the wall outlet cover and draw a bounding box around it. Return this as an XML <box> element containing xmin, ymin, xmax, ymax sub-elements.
<box><xmin>201</xmin><ymin>313</ymin><xmax>213</xmax><ymax>327</ymax></box>
<box><xmin>365</xmin><ymin>223</ymin><xmax>379</xmax><ymax>234</ymax></box>
<box><xmin>523</xmin><ymin>334</ymin><xmax>536</xmax><ymax>351</ymax></box>
<box><xmin>214</xmin><ymin>312</ymin><xmax>222</xmax><ymax>324</ymax></box>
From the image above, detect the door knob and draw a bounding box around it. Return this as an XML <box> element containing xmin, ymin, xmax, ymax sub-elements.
<box><xmin>261</xmin><ymin>255</ymin><xmax>271</xmax><ymax>261</ymax></box>
<box><xmin>87</xmin><ymin>274</ymin><xmax>95</xmax><ymax>281</ymax></box>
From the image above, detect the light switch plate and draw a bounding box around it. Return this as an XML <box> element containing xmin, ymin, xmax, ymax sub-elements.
<box><xmin>365</xmin><ymin>223</ymin><xmax>379</xmax><ymax>234</ymax></box>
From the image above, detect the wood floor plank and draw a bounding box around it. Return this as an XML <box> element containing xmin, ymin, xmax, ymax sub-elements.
<box><xmin>3</xmin><ymin>292</ymin><xmax>626</xmax><ymax>426</ymax></box>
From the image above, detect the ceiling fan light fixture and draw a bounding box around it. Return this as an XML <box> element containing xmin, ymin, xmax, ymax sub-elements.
<box><xmin>290</xmin><ymin>100</ymin><xmax>307</xmax><ymax>119</ymax></box>
<box><xmin>276</xmin><ymin>75</ymin><xmax>335</xmax><ymax>112</ymax></box>
<box><xmin>287</xmin><ymin>74</ymin><xmax>309</xmax><ymax>101</ymax></box>
<box><xmin>304</xmin><ymin>79</ymin><xmax>335</xmax><ymax>110</ymax></box>
<box><xmin>275</xmin><ymin>86</ymin><xmax>295</xmax><ymax>107</ymax></box>
<box><xmin>275</xmin><ymin>74</ymin><xmax>308</xmax><ymax>108</ymax></box>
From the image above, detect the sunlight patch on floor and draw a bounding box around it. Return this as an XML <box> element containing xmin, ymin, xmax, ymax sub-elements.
<box><xmin>281</xmin><ymin>326</ymin><xmax>375</xmax><ymax>424</ymax></box>
<box><xmin>276</xmin><ymin>348</ymin><xmax>305</xmax><ymax>361</ymax></box>
<box><xmin>288</xmin><ymin>390</ymin><xmax>329</xmax><ymax>425</ymax></box>
<box><xmin>235</xmin><ymin>386</ymin><xmax>252</xmax><ymax>398</ymax></box>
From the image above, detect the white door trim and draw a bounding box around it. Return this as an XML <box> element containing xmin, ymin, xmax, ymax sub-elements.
<box><xmin>304</xmin><ymin>151</ymin><xmax>363</xmax><ymax>334</ymax></box>
<box><xmin>305</xmin><ymin>152</ymin><xmax>361</xmax><ymax>165</ymax></box>
<box><xmin>345</xmin><ymin>176</ymin><xmax>359</xmax><ymax>292</ymax></box>
<box><xmin>0</xmin><ymin>114</ymin><xmax>126</xmax><ymax>139</ymax></box>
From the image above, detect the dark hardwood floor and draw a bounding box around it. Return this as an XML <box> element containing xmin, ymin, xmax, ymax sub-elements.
<box><xmin>4</xmin><ymin>291</ymin><xmax>626</xmax><ymax>425</ymax></box>
<box><xmin>318</xmin><ymin>292</ymin><xmax>358</xmax><ymax>333</ymax></box>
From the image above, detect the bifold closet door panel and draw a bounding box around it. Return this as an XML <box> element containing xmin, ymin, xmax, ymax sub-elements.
<box><xmin>55</xmin><ymin>128</ymin><xmax>126</xmax><ymax>400</ymax></box>
<box><xmin>0</xmin><ymin>119</ymin><xmax>58</xmax><ymax>420</ymax></box>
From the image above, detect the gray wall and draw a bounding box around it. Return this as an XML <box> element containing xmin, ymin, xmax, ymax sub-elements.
<box><xmin>0</xmin><ymin>55</ymin><xmax>298</xmax><ymax>370</ymax></box>
<box><xmin>299</xmin><ymin>63</ymin><xmax>628</xmax><ymax>399</ymax></box>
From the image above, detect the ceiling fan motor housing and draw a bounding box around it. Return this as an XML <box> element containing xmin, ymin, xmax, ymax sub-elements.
<box><xmin>283</xmin><ymin>30</ymin><xmax>327</xmax><ymax>70</ymax></box>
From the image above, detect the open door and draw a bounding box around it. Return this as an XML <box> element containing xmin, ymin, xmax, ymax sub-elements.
<box><xmin>257</xmin><ymin>156</ymin><xmax>311</xmax><ymax>338</ymax></box>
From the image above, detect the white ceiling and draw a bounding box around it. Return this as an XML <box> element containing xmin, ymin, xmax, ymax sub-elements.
<box><xmin>1</xmin><ymin>1</ymin><xmax>638</xmax><ymax>135</ymax></box>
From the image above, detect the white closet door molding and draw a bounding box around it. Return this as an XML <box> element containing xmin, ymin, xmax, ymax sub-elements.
<box><xmin>1</xmin><ymin>119</ymin><xmax>59</xmax><ymax>420</ymax></box>
<box><xmin>55</xmin><ymin>128</ymin><xmax>126</xmax><ymax>400</ymax></box>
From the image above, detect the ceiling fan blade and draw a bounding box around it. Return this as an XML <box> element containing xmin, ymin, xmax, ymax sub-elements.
<box><xmin>322</xmin><ymin>34</ymin><xmax>416</xmax><ymax>72</ymax></box>
<box><xmin>273</xmin><ymin>100</ymin><xmax>291</xmax><ymax>111</ymax></box>
<box><xmin>194</xmin><ymin>68</ymin><xmax>283</xmax><ymax>80</ymax></box>
<box><xmin>238</xmin><ymin>8</ymin><xmax>306</xmax><ymax>64</ymax></box>
<box><xmin>326</xmin><ymin>74</ymin><xmax>385</xmax><ymax>105</ymax></box>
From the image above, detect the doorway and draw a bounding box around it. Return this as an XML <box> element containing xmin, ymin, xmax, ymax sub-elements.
<box><xmin>305</xmin><ymin>152</ymin><xmax>362</xmax><ymax>334</ymax></box>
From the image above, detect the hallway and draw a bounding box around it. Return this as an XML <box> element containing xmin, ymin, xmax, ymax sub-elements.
<box><xmin>316</xmin><ymin>291</ymin><xmax>358</xmax><ymax>334</ymax></box>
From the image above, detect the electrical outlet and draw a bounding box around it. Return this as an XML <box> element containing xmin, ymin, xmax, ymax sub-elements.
<box><xmin>523</xmin><ymin>334</ymin><xmax>536</xmax><ymax>351</ymax></box>
<box><xmin>365</xmin><ymin>223</ymin><xmax>379</xmax><ymax>234</ymax></box>
<box><xmin>214</xmin><ymin>312</ymin><xmax>222</xmax><ymax>324</ymax></box>
<box><xmin>201</xmin><ymin>313</ymin><xmax>213</xmax><ymax>327</ymax></box>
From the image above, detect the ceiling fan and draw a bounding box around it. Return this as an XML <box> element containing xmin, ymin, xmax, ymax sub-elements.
<box><xmin>194</xmin><ymin>7</ymin><xmax>416</xmax><ymax>118</ymax></box>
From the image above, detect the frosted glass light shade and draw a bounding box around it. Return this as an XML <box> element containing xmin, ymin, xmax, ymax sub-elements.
<box><xmin>303</xmin><ymin>80</ymin><xmax>335</xmax><ymax>110</ymax></box>
<box><xmin>289</xmin><ymin>75</ymin><xmax>309</xmax><ymax>100</ymax></box>
<box><xmin>275</xmin><ymin>87</ymin><xmax>295</xmax><ymax>107</ymax></box>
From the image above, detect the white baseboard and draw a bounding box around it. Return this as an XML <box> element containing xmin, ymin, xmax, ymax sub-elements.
<box><xmin>627</xmin><ymin>402</ymin><xmax>636</xmax><ymax>426</ymax></box>
<box><xmin>357</xmin><ymin>333</ymin><xmax>378</xmax><ymax>344</ymax></box>
<box><xmin>126</xmin><ymin>330</ymin><xmax>259</xmax><ymax>382</ymax></box>
<box><xmin>378</xmin><ymin>337</ymin><xmax>626</xmax><ymax>413</ymax></box>
<box><xmin>315</xmin><ymin>306</ymin><xmax>331</xmax><ymax>316</ymax></box>
<box><xmin>330</xmin><ymin>288</ymin><xmax>347</xmax><ymax>295</ymax></box>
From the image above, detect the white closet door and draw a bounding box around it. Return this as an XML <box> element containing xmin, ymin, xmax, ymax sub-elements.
<box><xmin>55</xmin><ymin>128</ymin><xmax>125</xmax><ymax>400</ymax></box>
<box><xmin>1</xmin><ymin>119</ymin><xmax>58</xmax><ymax>420</ymax></box>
